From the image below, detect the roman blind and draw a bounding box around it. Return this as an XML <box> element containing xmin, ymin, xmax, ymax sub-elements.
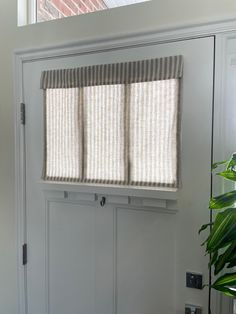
<box><xmin>41</xmin><ymin>55</ymin><xmax>183</xmax><ymax>188</ymax></box>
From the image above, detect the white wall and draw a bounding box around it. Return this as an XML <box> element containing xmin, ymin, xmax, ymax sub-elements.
<box><xmin>1</xmin><ymin>1</ymin><xmax>236</xmax><ymax>313</ymax></box>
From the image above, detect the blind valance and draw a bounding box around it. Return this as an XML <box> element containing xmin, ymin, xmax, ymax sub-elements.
<box><xmin>40</xmin><ymin>55</ymin><xmax>183</xmax><ymax>89</ymax></box>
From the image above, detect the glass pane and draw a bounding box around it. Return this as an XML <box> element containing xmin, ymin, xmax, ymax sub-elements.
<box><xmin>83</xmin><ymin>84</ymin><xmax>126</xmax><ymax>183</ymax></box>
<box><xmin>129</xmin><ymin>79</ymin><xmax>179</xmax><ymax>187</ymax></box>
<box><xmin>37</xmin><ymin>0</ymin><xmax>149</xmax><ymax>23</ymax></box>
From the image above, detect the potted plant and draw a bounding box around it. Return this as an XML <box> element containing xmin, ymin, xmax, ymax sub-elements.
<box><xmin>200</xmin><ymin>153</ymin><xmax>236</xmax><ymax>310</ymax></box>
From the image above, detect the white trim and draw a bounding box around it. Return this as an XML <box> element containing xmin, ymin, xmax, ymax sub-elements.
<box><xmin>38</xmin><ymin>181</ymin><xmax>178</xmax><ymax>200</ymax></box>
<box><xmin>14</xmin><ymin>54</ymin><xmax>27</xmax><ymax>314</ymax></box>
<box><xmin>212</xmin><ymin>32</ymin><xmax>236</xmax><ymax>314</ymax></box>
<box><xmin>28</xmin><ymin>0</ymin><xmax>36</xmax><ymax>24</ymax></box>
<box><xmin>14</xmin><ymin>22</ymin><xmax>236</xmax><ymax>314</ymax></box>
<box><xmin>211</xmin><ymin>33</ymin><xmax>226</xmax><ymax>314</ymax></box>
<box><xmin>18</xmin><ymin>0</ymin><xmax>36</xmax><ymax>26</ymax></box>
<box><xmin>12</xmin><ymin>20</ymin><xmax>222</xmax><ymax>56</ymax></box>
<box><xmin>18</xmin><ymin>0</ymin><xmax>28</xmax><ymax>26</ymax></box>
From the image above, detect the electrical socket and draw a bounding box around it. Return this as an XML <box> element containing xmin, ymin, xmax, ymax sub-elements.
<box><xmin>185</xmin><ymin>304</ymin><xmax>202</xmax><ymax>314</ymax></box>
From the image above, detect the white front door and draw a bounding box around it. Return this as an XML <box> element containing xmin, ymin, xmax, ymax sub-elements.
<box><xmin>18</xmin><ymin>36</ymin><xmax>214</xmax><ymax>314</ymax></box>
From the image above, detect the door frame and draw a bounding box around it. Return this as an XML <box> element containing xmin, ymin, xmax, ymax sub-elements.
<box><xmin>14</xmin><ymin>22</ymin><xmax>233</xmax><ymax>314</ymax></box>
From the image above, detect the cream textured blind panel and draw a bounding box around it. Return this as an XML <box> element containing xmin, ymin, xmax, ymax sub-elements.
<box><xmin>130</xmin><ymin>80</ymin><xmax>179</xmax><ymax>187</ymax></box>
<box><xmin>44</xmin><ymin>88</ymin><xmax>83</xmax><ymax>181</ymax></box>
<box><xmin>83</xmin><ymin>85</ymin><xmax>126</xmax><ymax>183</ymax></box>
<box><xmin>41</xmin><ymin>55</ymin><xmax>183</xmax><ymax>188</ymax></box>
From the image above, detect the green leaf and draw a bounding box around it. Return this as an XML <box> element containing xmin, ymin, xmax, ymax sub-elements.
<box><xmin>203</xmin><ymin>153</ymin><xmax>236</xmax><ymax>294</ymax></box>
<box><xmin>212</xmin><ymin>272</ymin><xmax>236</xmax><ymax>296</ymax></box>
<box><xmin>210</xmin><ymin>190</ymin><xmax>236</xmax><ymax>209</ymax></box>
<box><xmin>214</xmin><ymin>241</ymin><xmax>236</xmax><ymax>275</ymax></box>
<box><xmin>212</xmin><ymin>272</ymin><xmax>236</xmax><ymax>287</ymax></box>
<box><xmin>212</xmin><ymin>160</ymin><xmax>228</xmax><ymax>170</ymax></box>
<box><xmin>198</xmin><ymin>223</ymin><xmax>213</xmax><ymax>234</ymax></box>
<box><xmin>206</xmin><ymin>208</ymin><xmax>236</xmax><ymax>252</ymax></box>
<box><xmin>217</xmin><ymin>170</ymin><xmax>236</xmax><ymax>182</ymax></box>
<box><xmin>227</xmin><ymin>153</ymin><xmax>236</xmax><ymax>171</ymax></box>
<box><xmin>209</xmin><ymin>250</ymin><xmax>218</xmax><ymax>267</ymax></box>
<box><xmin>212</xmin><ymin>285</ymin><xmax>236</xmax><ymax>297</ymax></box>
<box><xmin>227</xmin><ymin>253</ymin><xmax>236</xmax><ymax>267</ymax></box>
<box><xmin>207</xmin><ymin>221</ymin><xmax>236</xmax><ymax>252</ymax></box>
<box><xmin>227</xmin><ymin>258</ymin><xmax>236</xmax><ymax>268</ymax></box>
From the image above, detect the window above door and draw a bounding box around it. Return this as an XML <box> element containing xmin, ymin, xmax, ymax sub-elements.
<box><xmin>18</xmin><ymin>0</ymin><xmax>149</xmax><ymax>25</ymax></box>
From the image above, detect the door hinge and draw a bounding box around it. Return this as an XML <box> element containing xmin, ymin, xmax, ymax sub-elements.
<box><xmin>20</xmin><ymin>103</ymin><xmax>25</xmax><ymax>125</ymax></box>
<box><xmin>22</xmin><ymin>243</ymin><xmax>27</xmax><ymax>265</ymax></box>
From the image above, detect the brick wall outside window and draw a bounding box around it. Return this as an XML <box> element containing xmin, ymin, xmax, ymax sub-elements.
<box><xmin>37</xmin><ymin>0</ymin><xmax>108</xmax><ymax>22</ymax></box>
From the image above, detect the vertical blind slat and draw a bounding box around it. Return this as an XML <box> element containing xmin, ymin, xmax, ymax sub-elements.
<box><xmin>83</xmin><ymin>84</ymin><xmax>126</xmax><ymax>184</ymax></box>
<box><xmin>44</xmin><ymin>88</ymin><xmax>82</xmax><ymax>181</ymax></box>
<box><xmin>129</xmin><ymin>79</ymin><xmax>179</xmax><ymax>187</ymax></box>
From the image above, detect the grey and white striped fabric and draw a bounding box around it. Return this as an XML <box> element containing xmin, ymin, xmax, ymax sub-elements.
<box><xmin>40</xmin><ymin>55</ymin><xmax>183</xmax><ymax>89</ymax></box>
<box><xmin>43</xmin><ymin>88</ymin><xmax>83</xmax><ymax>182</ymax></box>
<box><xmin>130</xmin><ymin>80</ymin><xmax>179</xmax><ymax>187</ymax></box>
<box><xmin>41</xmin><ymin>56</ymin><xmax>183</xmax><ymax>187</ymax></box>
<box><xmin>83</xmin><ymin>84</ymin><xmax>126</xmax><ymax>184</ymax></box>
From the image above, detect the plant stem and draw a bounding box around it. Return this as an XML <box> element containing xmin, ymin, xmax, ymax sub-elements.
<box><xmin>208</xmin><ymin>206</ymin><xmax>213</xmax><ymax>313</ymax></box>
<box><xmin>208</xmin><ymin>38</ymin><xmax>215</xmax><ymax>313</ymax></box>
<box><xmin>208</xmin><ymin>259</ymin><xmax>212</xmax><ymax>314</ymax></box>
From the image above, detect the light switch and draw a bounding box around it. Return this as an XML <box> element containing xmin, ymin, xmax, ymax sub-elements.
<box><xmin>186</xmin><ymin>272</ymin><xmax>203</xmax><ymax>289</ymax></box>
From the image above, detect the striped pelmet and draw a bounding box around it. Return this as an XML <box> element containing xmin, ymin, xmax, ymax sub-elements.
<box><xmin>129</xmin><ymin>79</ymin><xmax>179</xmax><ymax>187</ymax></box>
<box><xmin>40</xmin><ymin>55</ymin><xmax>183</xmax><ymax>89</ymax></box>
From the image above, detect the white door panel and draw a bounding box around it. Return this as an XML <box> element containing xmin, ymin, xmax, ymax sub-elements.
<box><xmin>48</xmin><ymin>201</ymin><xmax>113</xmax><ymax>314</ymax></box>
<box><xmin>116</xmin><ymin>208</ymin><xmax>176</xmax><ymax>314</ymax></box>
<box><xmin>21</xmin><ymin>36</ymin><xmax>214</xmax><ymax>313</ymax></box>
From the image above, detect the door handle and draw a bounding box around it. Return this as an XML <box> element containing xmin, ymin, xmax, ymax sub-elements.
<box><xmin>100</xmin><ymin>197</ymin><xmax>106</xmax><ymax>207</ymax></box>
